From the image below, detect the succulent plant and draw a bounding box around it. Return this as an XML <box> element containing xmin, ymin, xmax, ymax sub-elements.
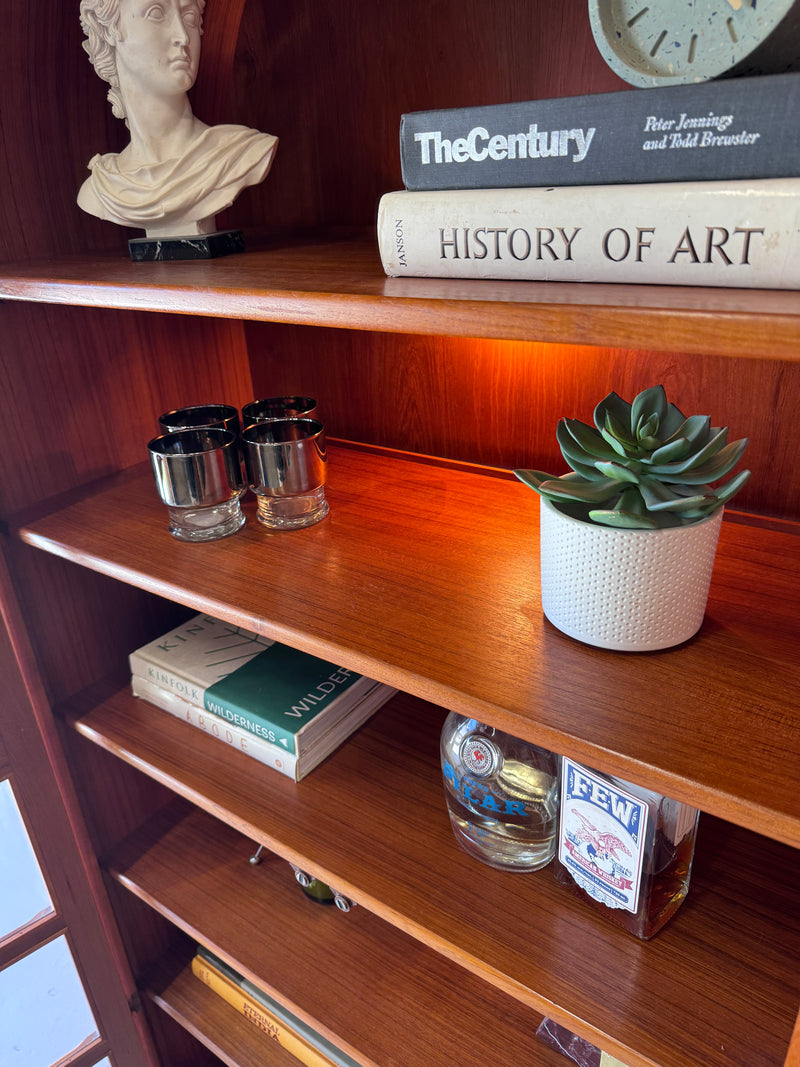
<box><xmin>514</xmin><ymin>385</ymin><xmax>750</xmax><ymax>529</ymax></box>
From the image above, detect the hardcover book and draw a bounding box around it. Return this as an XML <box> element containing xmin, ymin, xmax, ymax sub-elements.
<box><xmin>399</xmin><ymin>73</ymin><xmax>800</xmax><ymax>191</ymax></box>
<box><xmin>377</xmin><ymin>177</ymin><xmax>800</xmax><ymax>289</ymax></box>
<box><xmin>129</xmin><ymin>613</ymin><xmax>393</xmax><ymax>756</ymax></box>
<box><xmin>192</xmin><ymin>947</ymin><xmax>360</xmax><ymax>1067</ymax></box>
<box><xmin>131</xmin><ymin>672</ymin><xmax>396</xmax><ymax>781</ymax></box>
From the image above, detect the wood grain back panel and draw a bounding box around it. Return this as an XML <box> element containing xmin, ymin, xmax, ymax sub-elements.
<box><xmin>246</xmin><ymin>322</ymin><xmax>800</xmax><ymax>521</ymax></box>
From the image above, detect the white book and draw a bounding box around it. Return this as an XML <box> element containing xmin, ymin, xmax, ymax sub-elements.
<box><xmin>131</xmin><ymin>673</ymin><xmax>397</xmax><ymax>781</ymax></box>
<box><xmin>129</xmin><ymin>613</ymin><xmax>388</xmax><ymax>755</ymax></box>
<box><xmin>377</xmin><ymin>178</ymin><xmax>800</xmax><ymax>289</ymax></box>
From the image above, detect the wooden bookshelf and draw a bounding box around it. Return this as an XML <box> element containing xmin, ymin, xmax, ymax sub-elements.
<box><xmin>2</xmin><ymin>1</ymin><xmax>799</xmax><ymax>1064</ymax></box>
<box><xmin>113</xmin><ymin>796</ymin><xmax>566</xmax><ymax>1067</ymax></box>
<box><xmin>66</xmin><ymin>687</ymin><xmax>799</xmax><ymax>1067</ymax></box>
<box><xmin>146</xmin><ymin>956</ymin><xmax>306</xmax><ymax>1067</ymax></box>
<box><xmin>19</xmin><ymin>445</ymin><xmax>800</xmax><ymax>847</ymax></box>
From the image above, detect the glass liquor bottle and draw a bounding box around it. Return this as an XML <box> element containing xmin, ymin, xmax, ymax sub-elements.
<box><xmin>556</xmin><ymin>756</ymin><xmax>700</xmax><ymax>939</ymax></box>
<box><xmin>440</xmin><ymin>712</ymin><xmax>559</xmax><ymax>872</ymax></box>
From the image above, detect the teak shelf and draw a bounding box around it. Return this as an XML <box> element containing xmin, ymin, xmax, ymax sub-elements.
<box><xmin>5</xmin><ymin>250</ymin><xmax>800</xmax><ymax>1067</ymax></box>
<box><xmin>18</xmin><ymin>445</ymin><xmax>800</xmax><ymax>848</ymax></box>
<box><xmin>66</xmin><ymin>689</ymin><xmax>800</xmax><ymax>1067</ymax></box>
<box><xmin>114</xmin><ymin>797</ymin><xmax>566</xmax><ymax>1067</ymax></box>
<box><xmin>2</xmin><ymin>233</ymin><xmax>800</xmax><ymax>358</ymax></box>
<box><xmin>2</xmin><ymin>2</ymin><xmax>799</xmax><ymax>1064</ymax></box>
<box><xmin>18</xmin><ymin>439</ymin><xmax>800</xmax><ymax>1064</ymax></box>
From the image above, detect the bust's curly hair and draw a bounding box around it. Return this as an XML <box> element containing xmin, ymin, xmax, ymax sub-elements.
<box><xmin>79</xmin><ymin>0</ymin><xmax>206</xmax><ymax>121</ymax></box>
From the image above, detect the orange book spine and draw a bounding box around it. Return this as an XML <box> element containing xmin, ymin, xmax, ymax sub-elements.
<box><xmin>191</xmin><ymin>955</ymin><xmax>335</xmax><ymax>1067</ymax></box>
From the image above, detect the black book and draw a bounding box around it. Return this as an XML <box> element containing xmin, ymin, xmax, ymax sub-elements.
<box><xmin>399</xmin><ymin>73</ymin><xmax>800</xmax><ymax>191</ymax></box>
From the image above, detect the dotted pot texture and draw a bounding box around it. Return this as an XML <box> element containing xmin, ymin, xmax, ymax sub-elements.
<box><xmin>539</xmin><ymin>497</ymin><xmax>724</xmax><ymax>652</ymax></box>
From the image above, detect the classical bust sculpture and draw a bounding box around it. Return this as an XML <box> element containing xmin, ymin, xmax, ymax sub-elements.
<box><xmin>77</xmin><ymin>0</ymin><xmax>277</xmax><ymax>239</ymax></box>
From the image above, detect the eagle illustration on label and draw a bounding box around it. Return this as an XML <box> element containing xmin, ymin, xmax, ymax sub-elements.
<box><xmin>558</xmin><ymin>757</ymin><xmax>648</xmax><ymax>913</ymax></box>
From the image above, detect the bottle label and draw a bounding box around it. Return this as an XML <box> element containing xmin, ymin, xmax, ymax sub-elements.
<box><xmin>558</xmin><ymin>758</ymin><xmax>648</xmax><ymax>914</ymax></box>
<box><xmin>459</xmin><ymin>734</ymin><xmax>501</xmax><ymax>778</ymax></box>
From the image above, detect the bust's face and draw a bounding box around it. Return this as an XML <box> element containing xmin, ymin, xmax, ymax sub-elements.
<box><xmin>115</xmin><ymin>0</ymin><xmax>203</xmax><ymax>99</ymax></box>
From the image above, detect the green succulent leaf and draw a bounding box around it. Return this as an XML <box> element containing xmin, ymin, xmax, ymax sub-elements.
<box><xmin>708</xmin><ymin>468</ymin><xmax>752</xmax><ymax>506</ymax></box>
<box><xmin>558</xmin><ymin>418</ymin><xmax>619</xmax><ymax>462</ymax></box>
<box><xmin>638</xmin><ymin>477</ymin><xmax>722</xmax><ymax>514</ymax></box>
<box><xmin>652</xmin><ymin>438</ymin><xmax>749</xmax><ymax>484</ymax></box>
<box><xmin>648</xmin><ymin>416</ymin><xmax>712</xmax><ymax>465</ymax></box>
<box><xmin>593</xmin><ymin>392</ymin><xmax>631</xmax><ymax>434</ymax></box>
<box><xmin>513</xmin><ymin>469</ymin><xmax>553</xmax><ymax>493</ymax></box>
<box><xmin>644</xmin><ymin>491</ymin><xmax>716</xmax><ymax>513</ymax></box>
<box><xmin>555</xmin><ymin>430</ymin><xmax>611</xmax><ymax>480</ymax></box>
<box><xmin>658</xmin><ymin>401</ymin><xmax>690</xmax><ymax>440</ymax></box>
<box><xmin>637</xmin><ymin>476</ymin><xmax>711</xmax><ymax>513</ymax></box>
<box><xmin>602</xmin><ymin>409</ymin><xmax>638</xmax><ymax>451</ymax></box>
<box><xmin>588</xmin><ymin>489</ymin><xmax>659</xmax><ymax>528</ymax></box>
<box><xmin>635</xmin><ymin>475</ymin><xmax>677</xmax><ymax>507</ymax></box>
<box><xmin>600</xmin><ymin>424</ymin><xmax>634</xmax><ymax>458</ymax></box>
<box><xmin>636</xmin><ymin>412</ymin><xmax>661</xmax><ymax>448</ymax></box>
<box><xmin>676</xmin><ymin>501</ymin><xmax>721</xmax><ymax>521</ymax></box>
<box><xmin>631</xmin><ymin>385</ymin><xmax>667</xmax><ymax>433</ymax></box>
<box><xmin>647</xmin><ymin>436</ymin><xmax>693</xmax><ymax>464</ymax></box>
<box><xmin>588</xmin><ymin>509</ymin><xmax>660</xmax><ymax>529</ymax></box>
<box><xmin>658</xmin><ymin>414</ymin><xmax>712</xmax><ymax>453</ymax></box>
<box><xmin>618</xmin><ymin>486</ymin><xmax>648</xmax><ymax>515</ymax></box>
<box><xmin>648</xmin><ymin>423</ymin><xmax>722</xmax><ymax>474</ymax></box>
<box><xmin>556</xmin><ymin>453</ymin><xmax>601</xmax><ymax>482</ymax></box>
<box><xmin>535</xmin><ymin>476</ymin><xmax>630</xmax><ymax>504</ymax></box>
<box><xmin>594</xmin><ymin>461</ymin><xmax>642</xmax><ymax>483</ymax></box>
<box><xmin>638</xmin><ymin>435</ymin><xmax>662</xmax><ymax>451</ymax></box>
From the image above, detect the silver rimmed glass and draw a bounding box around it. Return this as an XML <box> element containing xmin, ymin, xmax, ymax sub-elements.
<box><xmin>242</xmin><ymin>418</ymin><xmax>329</xmax><ymax>530</ymax></box>
<box><xmin>148</xmin><ymin>427</ymin><xmax>246</xmax><ymax>542</ymax></box>
<box><xmin>241</xmin><ymin>396</ymin><xmax>316</xmax><ymax>429</ymax></box>
<box><xmin>157</xmin><ymin>403</ymin><xmax>240</xmax><ymax>437</ymax></box>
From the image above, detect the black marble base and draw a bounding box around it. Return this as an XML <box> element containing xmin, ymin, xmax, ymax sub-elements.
<box><xmin>128</xmin><ymin>229</ymin><xmax>245</xmax><ymax>262</ymax></box>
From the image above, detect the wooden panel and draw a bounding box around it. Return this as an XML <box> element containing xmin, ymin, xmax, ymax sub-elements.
<box><xmin>72</xmin><ymin>691</ymin><xmax>800</xmax><ymax>1067</ymax></box>
<box><xmin>0</xmin><ymin>304</ymin><xmax>252</xmax><ymax>516</ymax></box>
<box><xmin>3</xmin><ymin>238</ymin><xmax>800</xmax><ymax>361</ymax></box>
<box><xmin>231</xmin><ymin>0</ymin><xmax>625</xmax><ymax>231</ymax></box>
<box><xmin>17</xmin><ymin>447</ymin><xmax>800</xmax><ymax>842</ymax></box>
<box><xmin>246</xmin><ymin>322</ymin><xmax>799</xmax><ymax>521</ymax></box>
<box><xmin>0</xmin><ymin>3</ymin><xmax>119</xmax><ymax>260</ymax></box>
<box><xmin>100</xmin><ymin>890</ymin><xmax>220</xmax><ymax>1067</ymax></box>
<box><xmin>188</xmin><ymin>0</ymin><xmax>248</xmax><ymax>127</ymax></box>
<box><xmin>112</xmin><ymin>798</ymin><xmax>562</xmax><ymax>1067</ymax></box>
<box><xmin>4</xmin><ymin>549</ymin><xmax>191</xmax><ymax>705</ymax></box>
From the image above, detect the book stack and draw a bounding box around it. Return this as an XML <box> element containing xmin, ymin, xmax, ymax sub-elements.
<box><xmin>192</xmin><ymin>946</ymin><xmax>359</xmax><ymax>1066</ymax></box>
<box><xmin>376</xmin><ymin>73</ymin><xmax>800</xmax><ymax>289</ymax></box>
<box><xmin>129</xmin><ymin>613</ymin><xmax>396</xmax><ymax>780</ymax></box>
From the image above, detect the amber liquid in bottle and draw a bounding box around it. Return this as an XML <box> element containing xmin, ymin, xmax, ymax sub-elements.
<box><xmin>555</xmin><ymin>757</ymin><xmax>699</xmax><ymax>939</ymax></box>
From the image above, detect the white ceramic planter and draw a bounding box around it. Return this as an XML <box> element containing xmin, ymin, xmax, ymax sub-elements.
<box><xmin>539</xmin><ymin>497</ymin><xmax>724</xmax><ymax>652</ymax></box>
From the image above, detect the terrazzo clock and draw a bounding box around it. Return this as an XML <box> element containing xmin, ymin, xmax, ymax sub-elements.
<box><xmin>588</xmin><ymin>0</ymin><xmax>800</xmax><ymax>87</ymax></box>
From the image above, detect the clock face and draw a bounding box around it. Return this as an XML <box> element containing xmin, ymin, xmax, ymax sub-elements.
<box><xmin>589</xmin><ymin>0</ymin><xmax>800</xmax><ymax>86</ymax></box>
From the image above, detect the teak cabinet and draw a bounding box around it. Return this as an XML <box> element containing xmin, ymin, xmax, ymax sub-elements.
<box><xmin>1</xmin><ymin>2</ymin><xmax>799</xmax><ymax>1066</ymax></box>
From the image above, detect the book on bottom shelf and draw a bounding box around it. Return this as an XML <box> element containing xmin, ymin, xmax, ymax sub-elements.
<box><xmin>129</xmin><ymin>613</ymin><xmax>395</xmax><ymax>757</ymax></box>
<box><xmin>376</xmin><ymin>177</ymin><xmax>800</xmax><ymax>289</ymax></box>
<box><xmin>191</xmin><ymin>946</ymin><xmax>359</xmax><ymax>1067</ymax></box>
<box><xmin>398</xmin><ymin>72</ymin><xmax>800</xmax><ymax>192</ymax></box>
<box><xmin>130</xmin><ymin>672</ymin><xmax>396</xmax><ymax>780</ymax></box>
